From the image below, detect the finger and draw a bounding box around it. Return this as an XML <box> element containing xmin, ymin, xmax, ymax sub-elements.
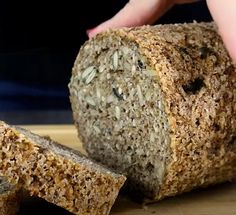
<box><xmin>175</xmin><ymin>0</ymin><xmax>200</xmax><ymax>4</ymax></box>
<box><xmin>207</xmin><ymin>0</ymin><xmax>236</xmax><ymax>62</ymax></box>
<box><xmin>88</xmin><ymin>0</ymin><xmax>173</xmax><ymax>38</ymax></box>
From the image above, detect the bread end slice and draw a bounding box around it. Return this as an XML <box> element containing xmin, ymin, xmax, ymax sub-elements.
<box><xmin>0</xmin><ymin>121</ymin><xmax>126</xmax><ymax>215</ymax></box>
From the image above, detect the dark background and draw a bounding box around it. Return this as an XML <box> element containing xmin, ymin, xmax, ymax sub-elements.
<box><xmin>0</xmin><ymin>0</ymin><xmax>212</xmax><ymax>124</ymax></box>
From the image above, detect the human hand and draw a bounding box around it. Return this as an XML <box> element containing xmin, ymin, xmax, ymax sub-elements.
<box><xmin>87</xmin><ymin>0</ymin><xmax>236</xmax><ymax>62</ymax></box>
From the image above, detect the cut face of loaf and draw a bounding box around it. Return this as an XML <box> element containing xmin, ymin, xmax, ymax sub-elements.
<box><xmin>69</xmin><ymin>22</ymin><xmax>236</xmax><ymax>200</ymax></box>
<box><xmin>0</xmin><ymin>121</ymin><xmax>126</xmax><ymax>215</ymax></box>
<box><xmin>0</xmin><ymin>177</ymin><xmax>21</xmax><ymax>215</ymax></box>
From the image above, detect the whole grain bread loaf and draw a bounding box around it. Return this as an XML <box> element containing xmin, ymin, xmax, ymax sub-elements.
<box><xmin>0</xmin><ymin>121</ymin><xmax>126</xmax><ymax>215</ymax></box>
<box><xmin>0</xmin><ymin>176</ymin><xmax>21</xmax><ymax>215</ymax></box>
<box><xmin>69</xmin><ymin>22</ymin><xmax>236</xmax><ymax>201</ymax></box>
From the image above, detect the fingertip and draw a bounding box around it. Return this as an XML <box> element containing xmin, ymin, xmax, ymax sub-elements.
<box><xmin>207</xmin><ymin>0</ymin><xmax>236</xmax><ymax>62</ymax></box>
<box><xmin>224</xmin><ymin>39</ymin><xmax>236</xmax><ymax>63</ymax></box>
<box><xmin>86</xmin><ymin>28</ymin><xmax>94</xmax><ymax>35</ymax></box>
<box><xmin>86</xmin><ymin>28</ymin><xmax>96</xmax><ymax>38</ymax></box>
<box><xmin>216</xmin><ymin>23</ymin><xmax>236</xmax><ymax>63</ymax></box>
<box><xmin>86</xmin><ymin>0</ymin><xmax>172</xmax><ymax>39</ymax></box>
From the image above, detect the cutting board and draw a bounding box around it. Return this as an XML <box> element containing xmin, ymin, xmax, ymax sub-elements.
<box><xmin>19</xmin><ymin>125</ymin><xmax>236</xmax><ymax>215</ymax></box>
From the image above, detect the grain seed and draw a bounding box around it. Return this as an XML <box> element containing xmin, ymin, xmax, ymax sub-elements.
<box><xmin>137</xmin><ymin>85</ymin><xmax>144</xmax><ymax>106</ymax></box>
<box><xmin>107</xmin><ymin>73</ymin><xmax>111</xmax><ymax>79</ymax></box>
<box><xmin>93</xmin><ymin>126</ymin><xmax>101</xmax><ymax>134</ymax></box>
<box><xmin>96</xmin><ymin>88</ymin><xmax>101</xmax><ymax>99</ymax></box>
<box><xmin>85</xmin><ymin>96</ymin><xmax>96</xmax><ymax>106</ymax></box>
<box><xmin>99</xmin><ymin>64</ymin><xmax>106</xmax><ymax>73</ymax></box>
<box><xmin>115</xmin><ymin>106</ymin><xmax>121</xmax><ymax>120</ymax></box>
<box><xmin>131</xmin><ymin>64</ymin><xmax>136</xmax><ymax>73</ymax></box>
<box><xmin>85</xmin><ymin>69</ymin><xmax>97</xmax><ymax>84</ymax></box>
<box><xmin>118</xmin><ymin>87</ymin><xmax>122</xmax><ymax>95</ymax></box>
<box><xmin>142</xmin><ymin>69</ymin><xmax>157</xmax><ymax>77</ymax></box>
<box><xmin>113</xmin><ymin>51</ymin><xmax>119</xmax><ymax>70</ymax></box>
<box><xmin>82</xmin><ymin>66</ymin><xmax>97</xmax><ymax>84</ymax></box>
<box><xmin>82</xmin><ymin>66</ymin><xmax>95</xmax><ymax>80</ymax></box>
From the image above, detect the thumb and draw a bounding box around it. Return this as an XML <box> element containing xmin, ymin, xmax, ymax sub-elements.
<box><xmin>207</xmin><ymin>0</ymin><xmax>236</xmax><ymax>62</ymax></box>
<box><xmin>87</xmin><ymin>0</ymin><xmax>172</xmax><ymax>38</ymax></box>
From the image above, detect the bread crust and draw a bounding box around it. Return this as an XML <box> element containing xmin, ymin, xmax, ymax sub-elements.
<box><xmin>119</xmin><ymin>22</ymin><xmax>236</xmax><ymax>199</ymax></box>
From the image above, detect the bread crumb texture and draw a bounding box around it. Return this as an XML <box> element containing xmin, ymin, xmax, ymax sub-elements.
<box><xmin>0</xmin><ymin>121</ymin><xmax>126</xmax><ymax>215</ymax></box>
<box><xmin>69</xmin><ymin>22</ymin><xmax>236</xmax><ymax>200</ymax></box>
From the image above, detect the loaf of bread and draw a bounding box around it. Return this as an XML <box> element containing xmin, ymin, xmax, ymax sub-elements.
<box><xmin>0</xmin><ymin>121</ymin><xmax>126</xmax><ymax>215</ymax></box>
<box><xmin>0</xmin><ymin>176</ymin><xmax>21</xmax><ymax>215</ymax></box>
<box><xmin>69</xmin><ymin>22</ymin><xmax>236</xmax><ymax>201</ymax></box>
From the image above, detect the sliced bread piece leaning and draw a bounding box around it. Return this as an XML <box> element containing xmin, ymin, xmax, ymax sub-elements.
<box><xmin>0</xmin><ymin>176</ymin><xmax>21</xmax><ymax>215</ymax></box>
<box><xmin>69</xmin><ymin>22</ymin><xmax>236</xmax><ymax>201</ymax></box>
<box><xmin>0</xmin><ymin>121</ymin><xmax>126</xmax><ymax>215</ymax></box>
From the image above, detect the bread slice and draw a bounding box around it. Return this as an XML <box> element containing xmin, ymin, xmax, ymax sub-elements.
<box><xmin>69</xmin><ymin>22</ymin><xmax>236</xmax><ymax>201</ymax></box>
<box><xmin>0</xmin><ymin>121</ymin><xmax>126</xmax><ymax>215</ymax></box>
<box><xmin>0</xmin><ymin>176</ymin><xmax>21</xmax><ymax>215</ymax></box>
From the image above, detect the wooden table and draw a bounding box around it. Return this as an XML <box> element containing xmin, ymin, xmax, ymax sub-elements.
<box><xmin>19</xmin><ymin>125</ymin><xmax>236</xmax><ymax>215</ymax></box>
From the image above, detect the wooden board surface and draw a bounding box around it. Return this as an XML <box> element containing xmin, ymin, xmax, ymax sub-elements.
<box><xmin>20</xmin><ymin>125</ymin><xmax>236</xmax><ymax>215</ymax></box>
